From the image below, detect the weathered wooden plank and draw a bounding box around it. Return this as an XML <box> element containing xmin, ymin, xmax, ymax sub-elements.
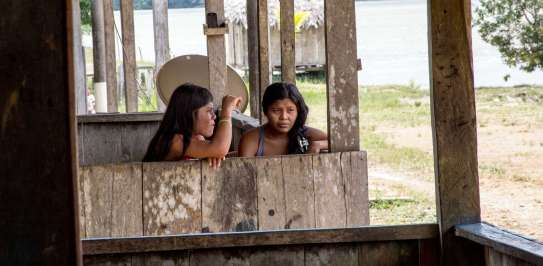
<box><xmin>279</xmin><ymin>0</ymin><xmax>295</xmax><ymax>84</ymax></box>
<box><xmin>121</xmin><ymin>0</ymin><xmax>138</xmax><ymax>112</ymax></box>
<box><xmin>143</xmin><ymin>161</ymin><xmax>202</xmax><ymax>235</ymax></box>
<box><xmin>358</xmin><ymin>241</ymin><xmax>419</xmax><ymax>266</ymax></box>
<box><xmin>429</xmin><ymin>0</ymin><xmax>483</xmax><ymax>264</ymax></box>
<box><xmin>82</xmin><ymin>165</ymin><xmax>114</xmax><ymax>238</ymax></box>
<box><xmin>190</xmin><ymin>249</ymin><xmax>250</xmax><ymax>266</ymax></box>
<box><xmin>103</xmin><ymin>0</ymin><xmax>118</xmax><ymax>112</ymax></box>
<box><xmin>72</xmin><ymin>0</ymin><xmax>87</xmax><ymax>115</ymax></box>
<box><xmin>324</xmin><ymin>0</ymin><xmax>360</xmax><ymax>152</ymax></box>
<box><xmin>83</xmin><ymin>224</ymin><xmax>439</xmax><ymax>255</ymax></box>
<box><xmin>281</xmin><ymin>154</ymin><xmax>315</xmax><ymax>229</ymax></box>
<box><xmin>202</xmin><ymin>158</ymin><xmax>258</xmax><ymax>232</ymax></box>
<box><xmin>78</xmin><ymin>113</ymin><xmax>163</xmax><ymax>123</ymax></box>
<box><xmin>313</xmin><ymin>153</ymin><xmax>346</xmax><ymax>228</ymax></box>
<box><xmin>131</xmin><ymin>251</ymin><xmax>189</xmax><ymax>266</ymax></box>
<box><xmin>120</xmin><ymin>123</ymin><xmax>156</xmax><ymax>162</ymax></box>
<box><xmin>79</xmin><ymin>167</ymin><xmax>88</xmax><ymax>238</ymax></box>
<box><xmin>112</xmin><ymin>163</ymin><xmax>143</xmax><ymax>237</ymax></box>
<box><xmin>456</xmin><ymin>223</ymin><xmax>543</xmax><ymax>265</ymax></box>
<box><xmin>153</xmin><ymin>0</ymin><xmax>169</xmax><ymax>111</ymax></box>
<box><xmin>246</xmin><ymin>0</ymin><xmax>260</xmax><ymax>119</ymax></box>
<box><xmin>419</xmin><ymin>238</ymin><xmax>440</xmax><ymax>266</ymax></box>
<box><xmin>256</xmin><ymin>156</ymin><xmax>286</xmax><ymax>230</ymax></box>
<box><xmin>83</xmin><ymin>254</ymin><xmax>132</xmax><ymax>266</ymax></box>
<box><xmin>91</xmin><ymin>0</ymin><xmax>107</xmax><ymax>84</ymax></box>
<box><xmin>248</xmin><ymin>246</ymin><xmax>304</xmax><ymax>266</ymax></box>
<box><xmin>305</xmin><ymin>244</ymin><xmax>358</xmax><ymax>266</ymax></box>
<box><xmin>342</xmin><ymin>151</ymin><xmax>369</xmax><ymax>226</ymax></box>
<box><xmin>79</xmin><ymin>123</ymin><xmax>122</xmax><ymax>165</ymax></box>
<box><xmin>257</xmin><ymin>0</ymin><xmax>271</xmax><ymax>115</ymax></box>
<box><xmin>205</xmin><ymin>0</ymin><xmax>227</xmax><ymax>108</ymax></box>
<box><xmin>486</xmin><ymin>247</ymin><xmax>536</xmax><ymax>266</ymax></box>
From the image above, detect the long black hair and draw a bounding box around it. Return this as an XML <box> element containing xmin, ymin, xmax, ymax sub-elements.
<box><xmin>262</xmin><ymin>82</ymin><xmax>309</xmax><ymax>154</ymax></box>
<box><xmin>143</xmin><ymin>83</ymin><xmax>213</xmax><ymax>161</ymax></box>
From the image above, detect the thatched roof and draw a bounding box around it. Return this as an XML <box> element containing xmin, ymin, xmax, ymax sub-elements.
<box><xmin>225</xmin><ymin>0</ymin><xmax>324</xmax><ymax>29</ymax></box>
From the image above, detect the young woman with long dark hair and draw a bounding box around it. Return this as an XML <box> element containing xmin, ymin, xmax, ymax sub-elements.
<box><xmin>238</xmin><ymin>82</ymin><xmax>327</xmax><ymax>156</ymax></box>
<box><xmin>143</xmin><ymin>83</ymin><xmax>241</xmax><ymax>167</ymax></box>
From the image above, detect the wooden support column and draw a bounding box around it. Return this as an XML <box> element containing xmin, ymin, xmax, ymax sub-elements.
<box><xmin>0</xmin><ymin>0</ymin><xmax>80</xmax><ymax>264</ymax></box>
<box><xmin>246</xmin><ymin>0</ymin><xmax>260</xmax><ymax>119</ymax></box>
<box><xmin>121</xmin><ymin>0</ymin><xmax>138</xmax><ymax>112</ymax></box>
<box><xmin>205</xmin><ymin>0</ymin><xmax>227</xmax><ymax>108</ymax></box>
<box><xmin>91</xmin><ymin>0</ymin><xmax>108</xmax><ymax>112</ymax></box>
<box><xmin>428</xmin><ymin>0</ymin><xmax>484</xmax><ymax>265</ymax></box>
<box><xmin>73</xmin><ymin>0</ymin><xmax>87</xmax><ymax>114</ymax></box>
<box><xmin>257</xmin><ymin>0</ymin><xmax>271</xmax><ymax>110</ymax></box>
<box><xmin>280</xmin><ymin>0</ymin><xmax>296</xmax><ymax>84</ymax></box>
<box><xmin>324</xmin><ymin>0</ymin><xmax>360</xmax><ymax>152</ymax></box>
<box><xmin>153</xmin><ymin>0</ymin><xmax>169</xmax><ymax>111</ymax></box>
<box><xmin>103</xmin><ymin>0</ymin><xmax>118</xmax><ymax>112</ymax></box>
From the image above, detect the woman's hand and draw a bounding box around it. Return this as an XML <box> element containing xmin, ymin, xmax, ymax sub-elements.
<box><xmin>207</xmin><ymin>156</ymin><xmax>225</xmax><ymax>169</ymax></box>
<box><xmin>306</xmin><ymin>140</ymin><xmax>327</xmax><ymax>154</ymax></box>
<box><xmin>221</xmin><ymin>95</ymin><xmax>242</xmax><ymax>116</ymax></box>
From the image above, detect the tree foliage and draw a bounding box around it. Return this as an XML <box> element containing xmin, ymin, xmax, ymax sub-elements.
<box><xmin>474</xmin><ymin>0</ymin><xmax>543</xmax><ymax>72</ymax></box>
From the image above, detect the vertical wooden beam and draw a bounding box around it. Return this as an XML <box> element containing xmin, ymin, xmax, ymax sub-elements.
<box><xmin>428</xmin><ymin>0</ymin><xmax>484</xmax><ymax>265</ymax></box>
<box><xmin>73</xmin><ymin>0</ymin><xmax>87</xmax><ymax>115</ymax></box>
<box><xmin>91</xmin><ymin>0</ymin><xmax>108</xmax><ymax>112</ymax></box>
<box><xmin>324</xmin><ymin>0</ymin><xmax>360</xmax><ymax>152</ymax></box>
<box><xmin>280</xmin><ymin>0</ymin><xmax>296</xmax><ymax>84</ymax></box>
<box><xmin>153</xmin><ymin>0</ymin><xmax>169</xmax><ymax>111</ymax></box>
<box><xmin>103</xmin><ymin>0</ymin><xmax>118</xmax><ymax>112</ymax></box>
<box><xmin>0</xmin><ymin>0</ymin><xmax>80</xmax><ymax>264</ymax></box>
<box><xmin>121</xmin><ymin>0</ymin><xmax>138</xmax><ymax>112</ymax></box>
<box><xmin>246</xmin><ymin>0</ymin><xmax>261</xmax><ymax>119</ymax></box>
<box><xmin>205</xmin><ymin>0</ymin><xmax>227</xmax><ymax>106</ymax></box>
<box><xmin>258</xmin><ymin>0</ymin><xmax>271</xmax><ymax>114</ymax></box>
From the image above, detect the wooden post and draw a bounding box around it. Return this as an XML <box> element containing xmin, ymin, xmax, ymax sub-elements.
<box><xmin>205</xmin><ymin>0</ymin><xmax>227</xmax><ymax>108</ymax></box>
<box><xmin>91</xmin><ymin>0</ymin><xmax>108</xmax><ymax>112</ymax></box>
<box><xmin>103</xmin><ymin>0</ymin><xmax>118</xmax><ymax>112</ymax></box>
<box><xmin>428</xmin><ymin>0</ymin><xmax>484</xmax><ymax>265</ymax></box>
<box><xmin>246</xmin><ymin>0</ymin><xmax>261</xmax><ymax>119</ymax></box>
<box><xmin>152</xmin><ymin>0</ymin><xmax>169</xmax><ymax>111</ymax></box>
<box><xmin>280</xmin><ymin>0</ymin><xmax>296</xmax><ymax>84</ymax></box>
<box><xmin>73</xmin><ymin>0</ymin><xmax>87</xmax><ymax>115</ymax></box>
<box><xmin>324</xmin><ymin>0</ymin><xmax>360</xmax><ymax>152</ymax></box>
<box><xmin>0</xmin><ymin>0</ymin><xmax>81</xmax><ymax>264</ymax></box>
<box><xmin>258</xmin><ymin>0</ymin><xmax>271</xmax><ymax>116</ymax></box>
<box><xmin>121</xmin><ymin>0</ymin><xmax>138</xmax><ymax>112</ymax></box>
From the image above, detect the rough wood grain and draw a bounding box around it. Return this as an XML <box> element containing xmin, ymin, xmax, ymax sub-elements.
<box><xmin>255</xmin><ymin>156</ymin><xmax>286</xmax><ymax>230</ymax></box>
<box><xmin>324</xmin><ymin>0</ymin><xmax>360</xmax><ymax>152</ymax></box>
<box><xmin>78</xmin><ymin>113</ymin><xmax>163</xmax><ymax>123</ymax></box>
<box><xmin>134</xmin><ymin>251</ymin><xmax>189</xmax><ymax>266</ymax></box>
<box><xmin>419</xmin><ymin>238</ymin><xmax>440</xmax><ymax>266</ymax></box>
<box><xmin>121</xmin><ymin>0</ymin><xmax>138</xmax><ymax>112</ymax></box>
<box><xmin>91</xmin><ymin>0</ymin><xmax>107</xmax><ymax>85</ymax></box>
<box><xmin>72</xmin><ymin>0</ymin><xmax>87</xmax><ymax>115</ymax></box>
<box><xmin>257</xmin><ymin>0</ymin><xmax>270</xmax><ymax>121</ymax></box>
<box><xmin>305</xmin><ymin>244</ymin><xmax>358</xmax><ymax>266</ymax></box>
<box><xmin>358</xmin><ymin>241</ymin><xmax>419</xmax><ymax>266</ymax></box>
<box><xmin>83</xmin><ymin>254</ymin><xmax>132</xmax><ymax>266</ymax></box>
<box><xmin>486</xmin><ymin>247</ymin><xmax>536</xmax><ymax>266</ymax></box>
<box><xmin>248</xmin><ymin>246</ymin><xmax>304</xmax><ymax>266</ymax></box>
<box><xmin>279</xmin><ymin>0</ymin><xmax>295</xmax><ymax>84</ymax></box>
<box><xmin>205</xmin><ymin>0</ymin><xmax>227</xmax><ymax>108</ymax></box>
<box><xmin>246</xmin><ymin>0</ymin><xmax>261</xmax><ymax>119</ymax></box>
<box><xmin>429</xmin><ymin>0</ymin><xmax>483</xmax><ymax>265</ymax></box>
<box><xmin>120</xmin><ymin>123</ymin><xmax>156</xmax><ymax>162</ymax></box>
<box><xmin>82</xmin><ymin>165</ymin><xmax>114</xmax><ymax>238</ymax></box>
<box><xmin>342</xmin><ymin>151</ymin><xmax>369</xmax><ymax>226</ymax></box>
<box><xmin>202</xmin><ymin>158</ymin><xmax>258</xmax><ymax>233</ymax></box>
<box><xmin>103</xmin><ymin>0</ymin><xmax>118</xmax><ymax>112</ymax></box>
<box><xmin>112</xmin><ymin>163</ymin><xmax>143</xmax><ymax>237</ymax></box>
<box><xmin>281</xmin><ymin>155</ymin><xmax>315</xmax><ymax>229</ymax></box>
<box><xmin>312</xmin><ymin>153</ymin><xmax>347</xmax><ymax>228</ymax></box>
<box><xmin>152</xmin><ymin>0</ymin><xmax>169</xmax><ymax>111</ymax></box>
<box><xmin>143</xmin><ymin>161</ymin><xmax>202</xmax><ymax>235</ymax></box>
<box><xmin>79</xmin><ymin>167</ymin><xmax>88</xmax><ymax>238</ymax></box>
<box><xmin>78</xmin><ymin>123</ymin><xmax>123</xmax><ymax>165</ymax></box>
<box><xmin>190</xmin><ymin>249</ymin><xmax>250</xmax><ymax>266</ymax></box>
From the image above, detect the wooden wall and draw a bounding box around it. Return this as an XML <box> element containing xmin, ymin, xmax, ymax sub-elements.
<box><xmin>79</xmin><ymin>152</ymin><xmax>369</xmax><ymax>238</ymax></box>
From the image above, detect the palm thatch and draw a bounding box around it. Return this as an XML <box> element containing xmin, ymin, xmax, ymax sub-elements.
<box><xmin>225</xmin><ymin>0</ymin><xmax>324</xmax><ymax>29</ymax></box>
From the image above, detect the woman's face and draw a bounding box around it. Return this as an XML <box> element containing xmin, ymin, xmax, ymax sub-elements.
<box><xmin>193</xmin><ymin>102</ymin><xmax>216</xmax><ymax>137</ymax></box>
<box><xmin>265</xmin><ymin>98</ymin><xmax>298</xmax><ymax>134</ymax></box>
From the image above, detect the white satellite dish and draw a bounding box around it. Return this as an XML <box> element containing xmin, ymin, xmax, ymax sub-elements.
<box><xmin>156</xmin><ymin>54</ymin><xmax>248</xmax><ymax>112</ymax></box>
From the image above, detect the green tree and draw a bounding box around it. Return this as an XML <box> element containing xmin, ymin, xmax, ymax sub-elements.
<box><xmin>474</xmin><ymin>0</ymin><xmax>543</xmax><ymax>72</ymax></box>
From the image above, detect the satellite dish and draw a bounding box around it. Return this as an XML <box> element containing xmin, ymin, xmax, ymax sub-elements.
<box><xmin>156</xmin><ymin>54</ymin><xmax>248</xmax><ymax>112</ymax></box>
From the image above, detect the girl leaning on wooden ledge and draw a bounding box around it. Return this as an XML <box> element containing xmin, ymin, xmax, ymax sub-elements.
<box><xmin>239</xmin><ymin>82</ymin><xmax>328</xmax><ymax>157</ymax></box>
<box><xmin>143</xmin><ymin>83</ymin><xmax>241</xmax><ymax>168</ymax></box>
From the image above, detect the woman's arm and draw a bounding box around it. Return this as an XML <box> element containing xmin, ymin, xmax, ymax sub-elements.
<box><xmin>238</xmin><ymin>128</ymin><xmax>259</xmax><ymax>157</ymax></box>
<box><xmin>305</xmin><ymin>127</ymin><xmax>328</xmax><ymax>154</ymax></box>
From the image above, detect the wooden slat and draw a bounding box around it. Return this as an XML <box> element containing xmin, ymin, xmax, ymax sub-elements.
<box><xmin>456</xmin><ymin>223</ymin><xmax>543</xmax><ymax>265</ymax></box>
<box><xmin>281</xmin><ymin>155</ymin><xmax>315</xmax><ymax>229</ymax></box>
<box><xmin>83</xmin><ymin>224</ymin><xmax>439</xmax><ymax>255</ymax></box>
<box><xmin>343</xmin><ymin>151</ymin><xmax>369</xmax><ymax>226</ymax></box>
<box><xmin>486</xmin><ymin>247</ymin><xmax>536</xmax><ymax>266</ymax></box>
<box><xmin>249</xmin><ymin>246</ymin><xmax>304</xmax><ymax>266</ymax></box>
<box><xmin>257</xmin><ymin>0</ymin><xmax>271</xmax><ymax>120</ymax></box>
<box><xmin>133</xmin><ymin>251</ymin><xmax>189</xmax><ymax>266</ymax></box>
<box><xmin>84</xmin><ymin>254</ymin><xmax>132</xmax><ymax>266</ymax></box>
<box><xmin>324</xmin><ymin>0</ymin><xmax>360</xmax><ymax>152</ymax></box>
<box><xmin>91</xmin><ymin>0</ymin><xmax>107</xmax><ymax>85</ymax></box>
<box><xmin>256</xmin><ymin>157</ymin><xmax>286</xmax><ymax>230</ymax></box>
<box><xmin>246</xmin><ymin>0</ymin><xmax>261</xmax><ymax>119</ymax></box>
<box><xmin>72</xmin><ymin>0</ymin><xmax>87</xmax><ymax>115</ymax></box>
<box><xmin>103</xmin><ymin>0</ymin><xmax>118</xmax><ymax>112</ymax></box>
<box><xmin>121</xmin><ymin>0</ymin><xmax>138</xmax><ymax>112</ymax></box>
<box><xmin>111</xmin><ymin>163</ymin><xmax>143</xmax><ymax>237</ymax></box>
<box><xmin>305</xmin><ymin>244</ymin><xmax>358</xmax><ymax>266</ymax></box>
<box><xmin>419</xmin><ymin>238</ymin><xmax>440</xmax><ymax>266</ymax></box>
<box><xmin>202</xmin><ymin>158</ymin><xmax>258</xmax><ymax>232</ymax></box>
<box><xmin>78</xmin><ymin>113</ymin><xmax>164</xmax><ymax>123</ymax></box>
<box><xmin>205</xmin><ymin>0</ymin><xmax>227</xmax><ymax>108</ymax></box>
<box><xmin>78</xmin><ymin>123</ymin><xmax>123</xmax><ymax>165</ymax></box>
<box><xmin>120</xmin><ymin>123</ymin><xmax>156</xmax><ymax>162</ymax></box>
<box><xmin>152</xmin><ymin>0</ymin><xmax>169</xmax><ymax>111</ymax></box>
<box><xmin>79</xmin><ymin>167</ymin><xmax>87</xmax><ymax>238</ymax></box>
<box><xmin>312</xmin><ymin>153</ymin><xmax>346</xmax><ymax>228</ymax></box>
<box><xmin>429</xmin><ymin>0</ymin><xmax>483</xmax><ymax>264</ymax></box>
<box><xmin>358</xmin><ymin>241</ymin><xmax>419</xmax><ymax>265</ymax></box>
<box><xmin>82</xmin><ymin>165</ymin><xmax>114</xmax><ymax>238</ymax></box>
<box><xmin>190</xmin><ymin>249</ymin><xmax>250</xmax><ymax>266</ymax></box>
<box><xmin>143</xmin><ymin>161</ymin><xmax>202</xmax><ymax>235</ymax></box>
<box><xmin>279</xmin><ymin>0</ymin><xmax>296</xmax><ymax>84</ymax></box>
